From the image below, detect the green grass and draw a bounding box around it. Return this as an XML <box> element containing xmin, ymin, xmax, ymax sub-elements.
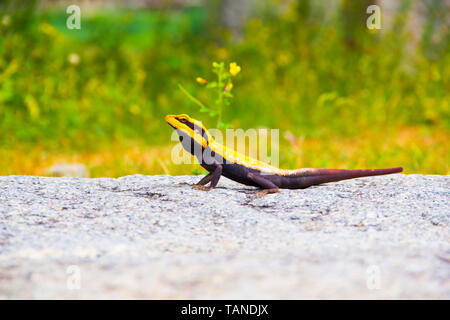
<box><xmin>0</xmin><ymin>2</ymin><xmax>448</xmax><ymax>176</ymax></box>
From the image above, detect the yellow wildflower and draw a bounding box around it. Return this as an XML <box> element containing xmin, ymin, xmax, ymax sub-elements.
<box><xmin>68</xmin><ymin>53</ymin><xmax>80</xmax><ymax>65</ymax></box>
<box><xmin>225</xmin><ymin>83</ymin><xmax>233</xmax><ymax>92</ymax></box>
<box><xmin>229</xmin><ymin>62</ymin><xmax>241</xmax><ymax>76</ymax></box>
<box><xmin>196</xmin><ymin>77</ymin><xmax>208</xmax><ymax>85</ymax></box>
<box><xmin>1</xmin><ymin>15</ymin><xmax>11</xmax><ymax>26</ymax></box>
<box><xmin>39</xmin><ymin>22</ymin><xmax>58</xmax><ymax>36</ymax></box>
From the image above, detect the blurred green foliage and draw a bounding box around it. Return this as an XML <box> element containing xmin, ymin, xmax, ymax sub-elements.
<box><xmin>0</xmin><ymin>0</ymin><xmax>448</xmax><ymax>176</ymax></box>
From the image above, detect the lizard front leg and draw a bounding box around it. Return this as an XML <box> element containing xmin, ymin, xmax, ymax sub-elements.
<box><xmin>192</xmin><ymin>162</ymin><xmax>222</xmax><ymax>191</ymax></box>
<box><xmin>194</xmin><ymin>173</ymin><xmax>214</xmax><ymax>186</ymax></box>
<box><xmin>247</xmin><ymin>172</ymin><xmax>279</xmax><ymax>197</ymax></box>
<box><xmin>179</xmin><ymin>172</ymin><xmax>213</xmax><ymax>187</ymax></box>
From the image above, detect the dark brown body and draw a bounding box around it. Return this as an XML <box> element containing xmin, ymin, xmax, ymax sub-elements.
<box><xmin>203</xmin><ymin>159</ymin><xmax>403</xmax><ymax>189</ymax></box>
<box><xmin>196</xmin><ymin>143</ymin><xmax>403</xmax><ymax>196</ymax></box>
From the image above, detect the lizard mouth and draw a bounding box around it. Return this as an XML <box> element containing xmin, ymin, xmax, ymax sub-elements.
<box><xmin>165</xmin><ymin>115</ymin><xmax>178</xmax><ymax>129</ymax></box>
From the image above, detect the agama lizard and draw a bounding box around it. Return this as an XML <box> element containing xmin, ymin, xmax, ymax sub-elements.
<box><xmin>165</xmin><ymin>114</ymin><xmax>403</xmax><ymax>197</ymax></box>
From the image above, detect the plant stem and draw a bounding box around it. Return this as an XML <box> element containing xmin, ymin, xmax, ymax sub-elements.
<box><xmin>178</xmin><ymin>84</ymin><xmax>209</xmax><ymax>111</ymax></box>
<box><xmin>217</xmin><ymin>72</ymin><xmax>223</xmax><ymax>127</ymax></box>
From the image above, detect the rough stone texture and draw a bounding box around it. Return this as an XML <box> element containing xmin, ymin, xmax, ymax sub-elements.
<box><xmin>0</xmin><ymin>174</ymin><xmax>448</xmax><ymax>299</ymax></box>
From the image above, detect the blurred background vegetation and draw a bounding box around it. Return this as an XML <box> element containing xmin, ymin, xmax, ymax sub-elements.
<box><xmin>0</xmin><ymin>0</ymin><xmax>448</xmax><ymax>177</ymax></box>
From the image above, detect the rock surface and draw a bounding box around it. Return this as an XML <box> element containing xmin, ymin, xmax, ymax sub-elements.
<box><xmin>0</xmin><ymin>174</ymin><xmax>448</xmax><ymax>299</ymax></box>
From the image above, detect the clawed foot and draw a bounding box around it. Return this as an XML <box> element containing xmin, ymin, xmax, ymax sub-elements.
<box><xmin>252</xmin><ymin>188</ymin><xmax>280</xmax><ymax>198</ymax></box>
<box><xmin>192</xmin><ymin>185</ymin><xmax>212</xmax><ymax>192</ymax></box>
<box><xmin>253</xmin><ymin>191</ymin><xmax>267</xmax><ymax>198</ymax></box>
<box><xmin>179</xmin><ymin>182</ymin><xmax>212</xmax><ymax>191</ymax></box>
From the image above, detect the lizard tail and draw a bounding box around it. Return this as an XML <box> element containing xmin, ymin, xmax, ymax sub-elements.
<box><xmin>290</xmin><ymin>167</ymin><xmax>403</xmax><ymax>189</ymax></box>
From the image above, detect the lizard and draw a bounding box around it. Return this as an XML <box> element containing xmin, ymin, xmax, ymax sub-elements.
<box><xmin>165</xmin><ymin>114</ymin><xmax>403</xmax><ymax>197</ymax></box>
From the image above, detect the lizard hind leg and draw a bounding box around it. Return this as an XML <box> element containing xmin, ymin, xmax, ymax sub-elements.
<box><xmin>247</xmin><ymin>172</ymin><xmax>279</xmax><ymax>197</ymax></box>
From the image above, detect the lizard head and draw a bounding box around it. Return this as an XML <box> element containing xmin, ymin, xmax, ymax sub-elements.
<box><xmin>165</xmin><ymin>114</ymin><xmax>213</xmax><ymax>149</ymax></box>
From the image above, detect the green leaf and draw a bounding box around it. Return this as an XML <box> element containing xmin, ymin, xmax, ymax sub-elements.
<box><xmin>218</xmin><ymin>121</ymin><xmax>233</xmax><ymax>129</ymax></box>
<box><xmin>191</xmin><ymin>168</ymin><xmax>207</xmax><ymax>175</ymax></box>
<box><xmin>206</xmin><ymin>82</ymin><xmax>217</xmax><ymax>88</ymax></box>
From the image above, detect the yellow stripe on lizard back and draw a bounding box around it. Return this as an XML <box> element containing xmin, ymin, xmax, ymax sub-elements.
<box><xmin>208</xmin><ymin>139</ymin><xmax>295</xmax><ymax>175</ymax></box>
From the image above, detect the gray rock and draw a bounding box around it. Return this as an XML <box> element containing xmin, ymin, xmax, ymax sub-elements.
<box><xmin>0</xmin><ymin>174</ymin><xmax>448</xmax><ymax>299</ymax></box>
